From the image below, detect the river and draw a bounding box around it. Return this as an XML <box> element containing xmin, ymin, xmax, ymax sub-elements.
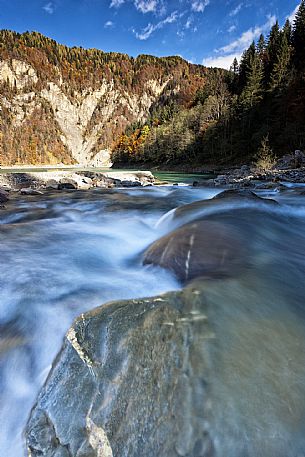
<box><xmin>1</xmin><ymin>180</ymin><xmax>305</xmax><ymax>456</ymax></box>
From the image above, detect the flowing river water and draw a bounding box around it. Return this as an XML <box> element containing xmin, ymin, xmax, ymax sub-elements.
<box><xmin>1</xmin><ymin>180</ymin><xmax>305</xmax><ymax>456</ymax></box>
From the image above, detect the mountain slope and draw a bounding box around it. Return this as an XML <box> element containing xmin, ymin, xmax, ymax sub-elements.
<box><xmin>0</xmin><ymin>30</ymin><xmax>210</xmax><ymax>166</ymax></box>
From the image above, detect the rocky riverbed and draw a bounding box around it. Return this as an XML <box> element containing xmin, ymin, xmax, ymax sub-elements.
<box><xmin>16</xmin><ymin>186</ymin><xmax>305</xmax><ymax>457</ymax></box>
<box><xmin>1</xmin><ymin>172</ymin><xmax>305</xmax><ymax>457</ymax></box>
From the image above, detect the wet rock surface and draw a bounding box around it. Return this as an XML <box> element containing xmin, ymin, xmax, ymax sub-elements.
<box><xmin>170</xmin><ymin>189</ymin><xmax>277</xmax><ymax>228</ymax></box>
<box><xmin>0</xmin><ymin>188</ymin><xmax>9</xmax><ymax>204</ymax></box>
<box><xmin>3</xmin><ymin>178</ymin><xmax>305</xmax><ymax>457</ymax></box>
<box><xmin>143</xmin><ymin>220</ymin><xmax>246</xmax><ymax>282</ymax></box>
<box><xmin>26</xmin><ymin>269</ymin><xmax>305</xmax><ymax>457</ymax></box>
<box><xmin>213</xmin><ymin>189</ymin><xmax>276</xmax><ymax>201</ymax></box>
<box><xmin>26</xmin><ymin>289</ymin><xmax>214</xmax><ymax>457</ymax></box>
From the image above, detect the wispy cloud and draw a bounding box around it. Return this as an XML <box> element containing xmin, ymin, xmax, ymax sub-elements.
<box><xmin>219</xmin><ymin>15</ymin><xmax>275</xmax><ymax>53</ymax></box>
<box><xmin>134</xmin><ymin>0</ymin><xmax>158</xmax><ymax>13</ymax></box>
<box><xmin>203</xmin><ymin>15</ymin><xmax>276</xmax><ymax>69</ymax></box>
<box><xmin>110</xmin><ymin>0</ymin><xmax>164</xmax><ymax>14</ymax></box>
<box><xmin>228</xmin><ymin>24</ymin><xmax>237</xmax><ymax>33</ymax></box>
<box><xmin>110</xmin><ymin>0</ymin><xmax>125</xmax><ymax>8</ymax></box>
<box><xmin>42</xmin><ymin>2</ymin><xmax>55</xmax><ymax>14</ymax></box>
<box><xmin>185</xmin><ymin>16</ymin><xmax>193</xmax><ymax>29</ymax></box>
<box><xmin>135</xmin><ymin>11</ymin><xmax>179</xmax><ymax>40</ymax></box>
<box><xmin>229</xmin><ymin>3</ymin><xmax>243</xmax><ymax>17</ymax></box>
<box><xmin>104</xmin><ymin>20</ymin><xmax>114</xmax><ymax>28</ymax></box>
<box><xmin>191</xmin><ymin>0</ymin><xmax>210</xmax><ymax>13</ymax></box>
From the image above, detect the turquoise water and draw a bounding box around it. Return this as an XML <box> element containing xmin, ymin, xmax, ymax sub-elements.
<box><xmin>153</xmin><ymin>171</ymin><xmax>213</xmax><ymax>183</ymax></box>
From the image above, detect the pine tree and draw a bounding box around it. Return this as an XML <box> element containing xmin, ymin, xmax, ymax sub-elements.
<box><xmin>265</xmin><ymin>21</ymin><xmax>281</xmax><ymax>82</ymax></box>
<box><xmin>283</xmin><ymin>19</ymin><xmax>292</xmax><ymax>45</ymax></box>
<box><xmin>240</xmin><ymin>45</ymin><xmax>264</xmax><ymax>109</ymax></box>
<box><xmin>230</xmin><ymin>57</ymin><xmax>239</xmax><ymax>93</ymax></box>
<box><xmin>238</xmin><ymin>42</ymin><xmax>256</xmax><ymax>91</ymax></box>
<box><xmin>269</xmin><ymin>29</ymin><xmax>291</xmax><ymax>92</ymax></box>
<box><xmin>230</xmin><ymin>57</ymin><xmax>239</xmax><ymax>75</ymax></box>
<box><xmin>292</xmin><ymin>0</ymin><xmax>305</xmax><ymax>69</ymax></box>
<box><xmin>257</xmin><ymin>34</ymin><xmax>266</xmax><ymax>56</ymax></box>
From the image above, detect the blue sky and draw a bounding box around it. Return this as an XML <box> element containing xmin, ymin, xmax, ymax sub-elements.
<box><xmin>0</xmin><ymin>0</ymin><xmax>301</xmax><ymax>68</ymax></box>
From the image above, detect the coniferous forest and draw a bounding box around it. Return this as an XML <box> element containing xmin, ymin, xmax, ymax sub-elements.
<box><xmin>112</xmin><ymin>1</ymin><xmax>305</xmax><ymax>168</ymax></box>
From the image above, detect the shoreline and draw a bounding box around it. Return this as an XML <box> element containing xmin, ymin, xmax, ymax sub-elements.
<box><xmin>0</xmin><ymin>170</ymin><xmax>155</xmax><ymax>197</ymax></box>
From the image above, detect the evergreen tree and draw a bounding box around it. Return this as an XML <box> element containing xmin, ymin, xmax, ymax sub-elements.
<box><xmin>240</xmin><ymin>45</ymin><xmax>264</xmax><ymax>109</ymax></box>
<box><xmin>230</xmin><ymin>57</ymin><xmax>239</xmax><ymax>75</ymax></box>
<box><xmin>238</xmin><ymin>42</ymin><xmax>256</xmax><ymax>91</ymax></box>
<box><xmin>269</xmin><ymin>29</ymin><xmax>291</xmax><ymax>91</ymax></box>
<box><xmin>292</xmin><ymin>0</ymin><xmax>305</xmax><ymax>69</ymax></box>
<box><xmin>230</xmin><ymin>57</ymin><xmax>239</xmax><ymax>92</ymax></box>
<box><xmin>283</xmin><ymin>19</ymin><xmax>292</xmax><ymax>45</ymax></box>
<box><xmin>265</xmin><ymin>20</ymin><xmax>281</xmax><ymax>82</ymax></box>
<box><xmin>257</xmin><ymin>34</ymin><xmax>266</xmax><ymax>56</ymax></box>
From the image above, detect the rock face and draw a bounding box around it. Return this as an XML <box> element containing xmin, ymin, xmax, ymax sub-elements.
<box><xmin>143</xmin><ymin>221</ymin><xmax>246</xmax><ymax>282</ymax></box>
<box><xmin>0</xmin><ymin>34</ymin><xmax>207</xmax><ymax>166</ymax></box>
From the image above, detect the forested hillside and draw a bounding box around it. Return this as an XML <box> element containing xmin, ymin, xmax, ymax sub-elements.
<box><xmin>0</xmin><ymin>30</ymin><xmax>210</xmax><ymax>166</ymax></box>
<box><xmin>112</xmin><ymin>1</ymin><xmax>305</xmax><ymax>168</ymax></box>
<box><xmin>1</xmin><ymin>1</ymin><xmax>305</xmax><ymax>169</ymax></box>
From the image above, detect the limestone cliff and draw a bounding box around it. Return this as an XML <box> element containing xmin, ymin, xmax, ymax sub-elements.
<box><xmin>0</xmin><ymin>30</ymin><xmax>208</xmax><ymax>166</ymax></box>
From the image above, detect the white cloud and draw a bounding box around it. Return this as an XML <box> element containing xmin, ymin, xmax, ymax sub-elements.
<box><xmin>228</xmin><ymin>24</ymin><xmax>237</xmax><ymax>33</ymax></box>
<box><xmin>230</xmin><ymin>3</ymin><xmax>243</xmax><ymax>17</ymax></box>
<box><xmin>135</xmin><ymin>11</ymin><xmax>179</xmax><ymax>40</ymax></box>
<box><xmin>185</xmin><ymin>16</ymin><xmax>193</xmax><ymax>29</ymax></box>
<box><xmin>219</xmin><ymin>15</ymin><xmax>276</xmax><ymax>53</ymax></box>
<box><xmin>203</xmin><ymin>15</ymin><xmax>277</xmax><ymax>70</ymax></box>
<box><xmin>191</xmin><ymin>0</ymin><xmax>210</xmax><ymax>13</ymax></box>
<box><xmin>104</xmin><ymin>21</ymin><xmax>114</xmax><ymax>28</ymax></box>
<box><xmin>134</xmin><ymin>0</ymin><xmax>158</xmax><ymax>13</ymax></box>
<box><xmin>43</xmin><ymin>2</ymin><xmax>54</xmax><ymax>14</ymax></box>
<box><xmin>110</xmin><ymin>0</ymin><xmax>125</xmax><ymax>8</ymax></box>
<box><xmin>287</xmin><ymin>4</ymin><xmax>299</xmax><ymax>24</ymax></box>
<box><xmin>203</xmin><ymin>52</ymin><xmax>242</xmax><ymax>69</ymax></box>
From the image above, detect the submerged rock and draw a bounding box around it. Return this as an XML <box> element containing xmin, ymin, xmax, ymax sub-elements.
<box><xmin>213</xmin><ymin>189</ymin><xmax>276</xmax><ymax>201</ymax></box>
<box><xmin>143</xmin><ymin>220</ymin><xmax>246</xmax><ymax>282</ymax></box>
<box><xmin>170</xmin><ymin>189</ymin><xmax>277</xmax><ymax>227</ymax></box>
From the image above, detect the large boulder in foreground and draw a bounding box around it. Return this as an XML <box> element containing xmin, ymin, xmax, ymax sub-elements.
<box><xmin>26</xmin><ymin>289</ymin><xmax>213</xmax><ymax>457</ymax></box>
<box><xmin>26</xmin><ymin>273</ymin><xmax>305</xmax><ymax>457</ymax></box>
<box><xmin>143</xmin><ymin>220</ymin><xmax>246</xmax><ymax>282</ymax></box>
